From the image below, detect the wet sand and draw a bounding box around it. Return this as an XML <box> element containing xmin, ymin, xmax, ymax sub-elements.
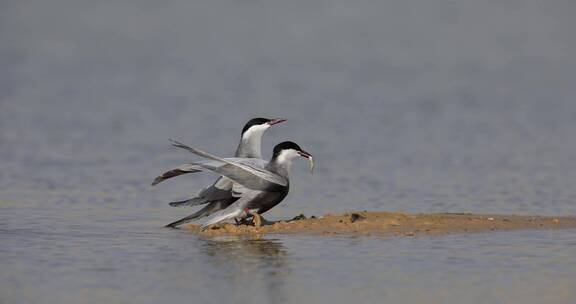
<box><xmin>181</xmin><ymin>211</ymin><xmax>576</xmax><ymax>237</ymax></box>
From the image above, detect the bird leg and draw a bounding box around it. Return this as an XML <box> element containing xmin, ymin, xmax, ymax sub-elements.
<box><xmin>252</xmin><ymin>213</ymin><xmax>262</xmax><ymax>228</ymax></box>
<box><xmin>242</xmin><ymin>208</ymin><xmax>265</xmax><ymax>228</ymax></box>
<box><xmin>235</xmin><ymin>218</ymin><xmax>251</xmax><ymax>226</ymax></box>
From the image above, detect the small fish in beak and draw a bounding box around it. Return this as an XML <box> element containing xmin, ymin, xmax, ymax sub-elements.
<box><xmin>298</xmin><ymin>150</ymin><xmax>314</xmax><ymax>174</ymax></box>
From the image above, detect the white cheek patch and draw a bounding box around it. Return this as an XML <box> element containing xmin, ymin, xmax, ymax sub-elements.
<box><xmin>242</xmin><ymin>124</ymin><xmax>269</xmax><ymax>140</ymax></box>
<box><xmin>276</xmin><ymin>149</ymin><xmax>299</xmax><ymax>164</ymax></box>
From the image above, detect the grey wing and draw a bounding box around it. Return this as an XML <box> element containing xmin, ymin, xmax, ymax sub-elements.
<box><xmin>170</xmin><ymin>140</ymin><xmax>287</xmax><ymax>191</ymax></box>
<box><xmin>187</xmin><ymin>159</ymin><xmax>268</xmax><ymax>199</ymax></box>
<box><xmin>169</xmin><ymin>176</ymin><xmax>235</xmax><ymax>207</ymax></box>
<box><xmin>151</xmin><ymin>163</ymin><xmax>203</xmax><ymax>186</ymax></box>
<box><xmin>165</xmin><ymin>199</ymin><xmax>233</xmax><ymax>228</ymax></box>
<box><xmin>227</xmin><ymin>158</ymin><xmax>268</xmax><ymax>169</ymax></box>
<box><xmin>225</xmin><ymin>158</ymin><xmax>270</xmax><ymax>195</ymax></box>
<box><xmin>197</xmin><ymin>176</ymin><xmax>234</xmax><ymax>200</ymax></box>
<box><xmin>231</xmin><ymin>182</ymin><xmax>247</xmax><ymax>197</ymax></box>
<box><xmin>229</xmin><ymin>159</ymin><xmax>268</xmax><ymax>197</ymax></box>
<box><xmin>160</xmin><ymin>159</ymin><xmax>265</xmax><ymax>206</ymax></box>
<box><xmin>151</xmin><ymin>158</ymin><xmax>265</xmax><ymax>186</ymax></box>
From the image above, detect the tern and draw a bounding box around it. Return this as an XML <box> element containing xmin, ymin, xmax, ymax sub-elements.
<box><xmin>152</xmin><ymin>118</ymin><xmax>285</xmax><ymax>219</ymax></box>
<box><xmin>165</xmin><ymin>140</ymin><xmax>313</xmax><ymax>228</ymax></box>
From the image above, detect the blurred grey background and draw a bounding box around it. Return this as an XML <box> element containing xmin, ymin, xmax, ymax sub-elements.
<box><xmin>2</xmin><ymin>0</ymin><xmax>576</xmax><ymax>216</ymax></box>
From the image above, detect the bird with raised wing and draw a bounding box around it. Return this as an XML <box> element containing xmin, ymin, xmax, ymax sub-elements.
<box><xmin>152</xmin><ymin>118</ymin><xmax>285</xmax><ymax>224</ymax></box>
<box><xmin>152</xmin><ymin>117</ymin><xmax>285</xmax><ymax>187</ymax></box>
<box><xmin>165</xmin><ymin>140</ymin><xmax>313</xmax><ymax>228</ymax></box>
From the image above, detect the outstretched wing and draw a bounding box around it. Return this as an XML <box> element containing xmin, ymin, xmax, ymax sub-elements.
<box><xmin>151</xmin><ymin>163</ymin><xmax>202</xmax><ymax>186</ymax></box>
<box><xmin>169</xmin><ymin>140</ymin><xmax>287</xmax><ymax>191</ymax></box>
<box><xmin>151</xmin><ymin>157</ymin><xmax>266</xmax><ymax>186</ymax></box>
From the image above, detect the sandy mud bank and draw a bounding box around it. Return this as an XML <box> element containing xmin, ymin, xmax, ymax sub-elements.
<box><xmin>180</xmin><ymin>211</ymin><xmax>576</xmax><ymax>237</ymax></box>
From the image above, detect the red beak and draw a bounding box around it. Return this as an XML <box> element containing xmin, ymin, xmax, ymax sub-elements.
<box><xmin>267</xmin><ymin>118</ymin><xmax>287</xmax><ymax>126</ymax></box>
<box><xmin>298</xmin><ymin>150</ymin><xmax>312</xmax><ymax>159</ymax></box>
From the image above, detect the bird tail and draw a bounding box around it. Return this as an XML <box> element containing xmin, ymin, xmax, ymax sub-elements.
<box><xmin>165</xmin><ymin>208</ymin><xmax>210</xmax><ymax>228</ymax></box>
<box><xmin>169</xmin><ymin>197</ymin><xmax>209</xmax><ymax>207</ymax></box>
<box><xmin>165</xmin><ymin>201</ymin><xmax>231</xmax><ymax>228</ymax></box>
<box><xmin>200</xmin><ymin>208</ymin><xmax>243</xmax><ymax>229</ymax></box>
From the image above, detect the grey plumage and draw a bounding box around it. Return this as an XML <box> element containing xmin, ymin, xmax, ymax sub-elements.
<box><xmin>167</xmin><ymin>144</ymin><xmax>287</xmax><ymax>191</ymax></box>
<box><xmin>154</xmin><ymin>118</ymin><xmax>285</xmax><ymax>223</ymax></box>
<box><xmin>165</xmin><ymin>140</ymin><xmax>312</xmax><ymax>228</ymax></box>
<box><xmin>151</xmin><ymin>164</ymin><xmax>202</xmax><ymax>186</ymax></box>
<box><xmin>153</xmin><ymin>118</ymin><xmax>285</xmax><ymax>187</ymax></box>
<box><xmin>165</xmin><ymin>199</ymin><xmax>232</xmax><ymax>228</ymax></box>
<box><xmin>165</xmin><ymin>157</ymin><xmax>270</xmax><ymax>208</ymax></box>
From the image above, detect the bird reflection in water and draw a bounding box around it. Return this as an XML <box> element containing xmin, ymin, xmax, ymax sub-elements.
<box><xmin>200</xmin><ymin>237</ymin><xmax>290</xmax><ymax>304</ymax></box>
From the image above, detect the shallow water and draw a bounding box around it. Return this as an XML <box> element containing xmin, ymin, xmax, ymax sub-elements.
<box><xmin>1</xmin><ymin>0</ymin><xmax>576</xmax><ymax>303</ymax></box>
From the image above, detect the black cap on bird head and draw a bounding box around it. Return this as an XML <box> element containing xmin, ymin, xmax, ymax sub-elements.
<box><xmin>241</xmin><ymin>117</ymin><xmax>286</xmax><ymax>134</ymax></box>
<box><xmin>272</xmin><ymin>141</ymin><xmax>314</xmax><ymax>173</ymax></box>
<box><xmin>273</xmin><ymin>141</ymin><xmax>302</xmax><ymax>156</ymax></box>
<box><xmin>273</xmin><ymin>141</ymin><xmax>313</xmax><ymax>158</ymax></box>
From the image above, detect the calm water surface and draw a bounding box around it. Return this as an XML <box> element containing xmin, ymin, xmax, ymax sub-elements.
<box><xmin>1</xmin><ymin>0</ymin><xmax>576</xmax><ymax>303</ymax></box>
